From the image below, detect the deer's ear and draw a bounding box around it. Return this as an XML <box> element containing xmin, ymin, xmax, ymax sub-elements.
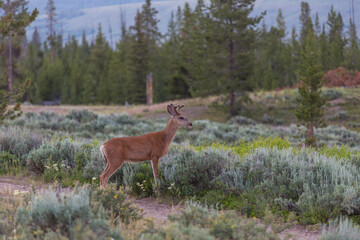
<box><xmin>167</xmin><ymin>105</ymin><xmax>174</xmax><ymax>115</ymax></box>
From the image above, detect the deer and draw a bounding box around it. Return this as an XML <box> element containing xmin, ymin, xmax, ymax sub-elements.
<box><xmin>99</xmin><ymin>103</ymin><xmax>192</xmax><ymax>188</ymax></box>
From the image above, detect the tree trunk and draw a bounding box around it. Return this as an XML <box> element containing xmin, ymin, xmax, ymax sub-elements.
<box><xmin>306</xmin><ymin>124</ymin><xmax>315</xmax><ymax>147</ymax></box>
<box><xmin>7</xmin><ymin>34</ymin><xmax>13</xmax><ymax>94</ymax></box>
<box><xmin>6</xmin><ymin>0</ymin><xmax>13</xmax><ymax>96</ymax></box>
<box><xmin>228</xmin><ymin>2</ymin><xmax>235</xmax><ymax>116</ymax></box>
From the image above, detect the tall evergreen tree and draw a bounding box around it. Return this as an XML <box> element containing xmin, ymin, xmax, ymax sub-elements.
<box><xmin>141</xmin><ymin>0</ymin><xmax>162</xmax><ymax>103</ymax></box>
<box><xmin>108</xmin><ymin>16</ymin><xmax>129</xmax><ymax>104</ymax></box>
<box><xmin>0</xmin><ymin>0</ymin><xmax>37</xmax><ymax>94</ymax></box>
<box><xmin>299</xmin><ymin>1</ymin><xmax>312</xmax><ymax>46</ymax></box>
<box><xmin>208</xmin><ymin>0</ymin><xmax>263</xmax><ymax>115</ymax></box>
<box><xmin>127</xmin><ymin>10</ymin><xmax>148</xmax><ymax>104</ymax></box>
<box><xmin>345</xmin><ymin>16</ymin><xmax>359</xmax><ymax>70</ymax></box>
<box><xmin>22</xmin><ymin>27</ymin><xmax>43</xmax><ymax>102</ymax></box>
<box><xmin>45</xmin><ymin>0</ymin><xmax>56</xmax><ymax>64</ymax></box>
<box><xmin>296</xmin><ymin>29</ymin><xmax>325</xmax><ymax>147</ymax></box>
<box><xmin>85</xmin><ymin>24</ymin><xmax>111</xmax><ymax>104</ymax></box>
<box><xmin>327</xmin><ymin>6</ymin><xmax>345</xmax><ymax>69</ymax></box>
<box><xmin>0</xmin><ymin>0</ymin><xmax>37</xmax><ymax>121</ymax></box>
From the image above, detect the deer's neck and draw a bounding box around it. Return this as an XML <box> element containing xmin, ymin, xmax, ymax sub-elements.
<box><xmin>162</xmin><ymin>117</ymin><xmax>178</xmax><ymax>144</ymax></box>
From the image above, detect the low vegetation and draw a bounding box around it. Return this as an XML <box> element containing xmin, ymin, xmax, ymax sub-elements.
<box><xmin>1</xmin><ymin>109</ymin><xmax>360</xmax><ymax>238</ymax></box>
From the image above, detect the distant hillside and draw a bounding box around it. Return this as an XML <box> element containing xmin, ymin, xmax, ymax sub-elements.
<box><xmin>26</xmin><ymin>0</ymin><xmax>359</xmax><ymax>46</ymax></box>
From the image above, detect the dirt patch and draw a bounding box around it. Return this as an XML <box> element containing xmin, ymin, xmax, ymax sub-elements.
<box><xmin>0</xmin><ymin>176</ymin><xmax>35</xmax><ymax>195</ymax></box>
<box><xmin>131</xmin><ymin>197</ymin><xmax>183</xmax><ymax>221</ymax></box>
<box><xmin>279</xmin><ymin>224</ymin><xmax>320</xmax><ymax>240</ymax></box>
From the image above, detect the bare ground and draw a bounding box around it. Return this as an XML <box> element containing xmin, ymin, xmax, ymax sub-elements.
<box><xmin>0</xmin><ymin>176</ymin><xmax>321</xmax><ymax>239</ymax></box>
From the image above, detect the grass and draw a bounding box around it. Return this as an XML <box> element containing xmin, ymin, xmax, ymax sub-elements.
<box><xmin>246</xmin><ymin>87</ymin><xmax>360</xmax><ymax>129</ymax></box>
<box><xmin>15</xmin><ymin>87</ymin><xmax>360</xmax><ymax>127</ymax></box>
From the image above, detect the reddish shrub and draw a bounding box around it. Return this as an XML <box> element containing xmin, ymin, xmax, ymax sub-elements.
<box><xmin>324</xmin><ymin>67</ymin><xmax>360</xmax><ymax>87</ymax></box>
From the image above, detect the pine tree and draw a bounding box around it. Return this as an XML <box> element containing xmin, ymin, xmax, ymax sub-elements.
<box><xmin>178</xmin><ymin>0</ymin><xmax>212</xmax><ymax>98</ymax></box>
<box><xmin>314</xmin><ymin>13</ymin><xmax>321</xmax><ymax>36</ymax></box>
<box><xmin>299</xmin><ymin>1</ymin><xmax>313</xmax><ymax>46</ymax></box>
<box><xmin>61</xmin><ymin>35</ymin><xmax>78</xmax><ymax>104</ymax></box>
<box><xmin>345</xmin><ymin>16</ymin><xmax>359</xmax><ymax>70</ymax></box>
<box><xmin>327</xmin><ymin>6</ymin><xmax>345</xmax><ymax>69</ymax></box>
<box><xmin>84</xmin><ymin>24</ymin><xmax>111</xmax><ymax>104</ymax></box>
<box><xmin>127</xmin><ymin>10</ymin><xmax>148</xmax><ymax>104</ymax></box>
<box><xmin>264</xmin><ymin>9</ymin><xmax>287</xmax><ymax>88</ymax></box>
<box><xmin>208</xmin><ymin>0</ymin><xmax>263</xmax><ymax>115</ymax></box>
<box><xmin>0</xmin><ymin>0</ymin><xmax>37</xmax><ymax>122</ymax></box>
<box><xmin>0</xmin><ymin>0</ymin><xmax>38</xmax><ymax>94</ymax></box>
<box><xmin>319</xmin><ymin>24</ymin><xmax>330</xmax><ymax>71</ymax></box>
<box><xmin>46</xmin><ymin>0</ymin><xmax>56</xmax><ymax>64</ymax></box>
<box><xmin>164</xmin><ymin>10</ymin><xmax>190</xmax><ymax>100</ymax></box>
<box><xmin>296</xmin><ymin>29</ymin><xmax>326</xmax><ymax>147</ymax></box>
<box><xmin>290</xmin><ymin>26</ymin><xmax>300</xmax><ymax>84</ymax></box>
<box><xmin>108</xmin><ymin>16</ymin><xmax>129</xmax><ymax>104</ymax></box>
<box><xmin>22</xmin><ymin>27</ymin><xmax>43</xmax><ymax>102</ymax></box>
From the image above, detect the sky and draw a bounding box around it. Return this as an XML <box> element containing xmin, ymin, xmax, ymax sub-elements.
<box><xmin>26</xmin><ymin>0</ymin><xmax>360</xmax><ymax>46</ymax></box>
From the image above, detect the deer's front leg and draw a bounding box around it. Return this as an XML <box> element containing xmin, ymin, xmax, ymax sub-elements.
<box><xmin>151</xmin><ymin>158</ymin><xmax>159</xmax><ymax>182</ymax></box>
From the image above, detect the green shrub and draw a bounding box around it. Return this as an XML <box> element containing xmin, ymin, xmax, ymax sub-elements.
<box><xmin>141</xmin><ymin>201</ymin><xmax>287</xmax><ymax>240</ymax></box>
<box><xmin>194</xmin><ymin>137</ymin><xmax>292</xmax><ymax>158</ymax></box>
<box><xmin>122</xmin><ymin>162</ymin><xmax>155</xmax><ymax>197</ymax></box>
<box><xmin>219</xmin><ymin>147</ymin><xmax>360</xmax><ymax>224</ymax></box>
<box><xmin>15</xmin><ymin>186</ymin><xmax>124</xmax><ymax>239</ymax></box>
<box><xmin>195</xmin><ymin>189</ymin><xmax>266</xmax><ymax>218</ymax></box>
<box><xmin>0</xmin><ymin>152</ymin><xmax>20</xmax><ymax>174</ymax></box>
<box><xmin>66</xmin><ymin>109</ymin><xmax>98</xmax><ymax>123</ymax></box>
<box><xmin>321</xmin><ymin>217</ymin><xmax>360</xmax><ymax>240</ymax></box>
<box><xmin>16</xmin><ymin>187</ymin><xmax>92</xmax><ymax>235</ymax></box>
<box><xmin>322</xmin><ymin>89</ymin><xmax>343</xmax><ymax>100</ymax></box>
<box><xmin>0</xmin><ymin>126</ymin><xmax>43</xmax><ymax>161</ymax></box>
<box><xmin>90</xmin><ymin>185</ymin><xmax>142</xmax><ymax>224</ymax></box>
<box><xmin>26</xmin><ymin>138</ymin><xmax>79</xmax><ymax>174</ymax></box>
<box><xmin>328</xmin><ymin>111</ymin><xmax>349</xmax><ymax>121</ymax></box>
<box><xmin>227</xmin><ymin>116</ymin><xmax>256</xmax><ymax>125</ymax></box>
<box><xmin>160</xmin><ymin>146</ymin><xmax>230</xmax><ymax>196</ymax></box>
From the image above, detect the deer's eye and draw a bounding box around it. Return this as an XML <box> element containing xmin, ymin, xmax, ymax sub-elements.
<box><xmin>179</xmin><ymin>117</ymin><xmax>184</xmax><ymax>120</ymax></box>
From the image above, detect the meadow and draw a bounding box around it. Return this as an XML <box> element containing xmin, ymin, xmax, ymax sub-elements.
<box><xmin>1</xmin><ymin>89</ymin><xmax>360</xmax><ymax>239</ymax></box>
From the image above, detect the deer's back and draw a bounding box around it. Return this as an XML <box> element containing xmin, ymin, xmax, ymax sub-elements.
<box><xmin>102</xmin><ymin>131</ymin><xmax>168</xmax><ymax>162</ymax></box>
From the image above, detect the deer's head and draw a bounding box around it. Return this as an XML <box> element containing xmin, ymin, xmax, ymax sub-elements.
<box><xmin>167</xmin><ymin>103</ymin><xmax>192</xmax><ymax>128</ymax></box>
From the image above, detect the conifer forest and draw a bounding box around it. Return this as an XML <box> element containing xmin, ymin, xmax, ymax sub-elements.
<box><xmin>1</xmin><ymin>0</ymin><xmax>360</xmax><ymax>239</ymax></box>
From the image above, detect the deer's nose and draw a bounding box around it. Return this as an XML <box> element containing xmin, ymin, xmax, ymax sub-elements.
<box><xmin>189</xmin><ymin>122</ymin><xmax>193</xmax><ymax>127</ymax></box>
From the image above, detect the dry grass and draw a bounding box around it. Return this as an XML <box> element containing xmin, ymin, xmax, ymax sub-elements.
<box><xmin>16</xmin><ymin>96</ymin><xmax>223</xmax><ymax>121</ymax></box>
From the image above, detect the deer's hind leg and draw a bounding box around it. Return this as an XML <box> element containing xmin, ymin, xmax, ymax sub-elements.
<box><xmin>100</xmin><ymin>157</ymin><xmax>125</xmax><ymax>188</ymax></box>
<box><xmin>100</xmin><ymin>162</ymin><xmax>110</xmax><ymax>186</ymax></box>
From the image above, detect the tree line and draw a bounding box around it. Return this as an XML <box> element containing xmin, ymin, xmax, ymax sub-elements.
<box><xmin>1</xmin><ymin>0</ymin><xmax>359</xmax><ymax>115</ymax></box>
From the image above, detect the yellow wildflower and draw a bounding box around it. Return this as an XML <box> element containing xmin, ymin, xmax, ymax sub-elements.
<box><xmin>114</xmin><ymin>195</ymin><xmax>117</xmax><ymax>199</ymax></box>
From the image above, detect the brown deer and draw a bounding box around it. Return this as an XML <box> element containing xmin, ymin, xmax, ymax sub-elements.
<box><xmin>99</xmin><ymin>103</ymin><xmax>192</xmax><ymax>187</ymax></box>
